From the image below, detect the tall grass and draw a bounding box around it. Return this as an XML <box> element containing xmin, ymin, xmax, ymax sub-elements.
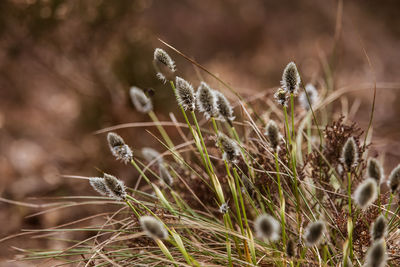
<box><xmin>4</xmin><ymin>44</ymin><xmax>399</xmax><ymax>267</ymax></box>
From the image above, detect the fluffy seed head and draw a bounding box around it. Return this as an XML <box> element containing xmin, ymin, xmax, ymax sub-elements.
<box><xmin>340</xmin><ymin>137</ymin><xmax>358</xmax><ymax>171</ymax></box>
<box><xmin>159</xmin><ymin>165</ymin><xmax>173</xmax><ymax>187</ymax></box>
<box><xmin>107</xmin><ymin>132</ymin><xmax>133</xmax><ymax>164</ymax></box>
<box><xmin>103</xmin><ymin>173</ymin><xmax>126</xmax><ymax>200</ymax></box>
<box><xmin>175</xmin><ymin>77</ymin><xmax>196</xmax><ymax>111</ymax></box>
<box><xmin>196</xmin><ymin>82</ymin><xmax>218</xmax><ymax>119</ymax></box>
<box><xmin>367</xmin><ymin>158</ymin><xmax>384</xmax><ymax>185</ymax></box>
<box><xmin>388</xmin><ymin>164</ymin><xmax>400</xmax><ymax>193</ymax></box>
<box><xmin>254</xmin><ymin>214</ymin><xmax>281</xmax><ymax>242</ymax></box>
<box><xmin>371</xmin><ymin>215</ymin><xmax>387</xmax><ymax>241</ymax></box>
<box><xmin>141</xmin><ymin>147</ymin><xmax>163</xmax><ymax>166</ymax></box>
<box><xmin>353</xmin><ymin>178</ymin><xmax>378</xmax><ymax>209</ymax></box>
<box><xmin>219</xmin><ymin>203</ymin><xmax>229</xmax><ymax>214</ymax></box>
<box><xmin>303</xmin><ymin>220</ymin><xmax>326</xmax><ymax>247</ymax></box>
<box><xmin>286</xmin><ymin>239</ymin><xmax>296</xmax><ymax>258</ymax></box>
<box><xmin>274</xmin><ymin>88</ymin><xmax>289</xmax><ymax>107</ymax></box>
<box><xmin>299</xmin><ymin>83</ymin><xmax>319</xmax><ymax>111</ymax></box>
<box><xmin>241</xmin><ymin>175</ymin><xmax>256</xmax><ymax>198</ymax></box>
<box><xmin>153</xmin><ymin>48</ymin><xmax>175</xmax><ymax>83</ymax></box>
<box><xmin>89</xmin><ymin>177</ymin><xmax>109</xmax><ymax>196</ymax></box>
<box><xmin>214</xmin><ymin>91</ymin><xmax>235</xmax><ymax>123</ymax></box>
<box><xmin>364</xmin><ymin>240</ymin><xmax>387</xmax><ymax>267</ymax></box>
<box><xmin>140</xmin><ymin>216</ymin><xmax>168</xmax><ymax>240</ymax></box>
<box><xmin>265</xmin><ymin>120</ymin><xmax>281</xmax><ymax>151</ymax></box>
<box><xmin>154</xmin><ymin>48</ymin><xmax>176</xmax><ymax>72</ymax></box>
<box><xmin>281</xmin><ymin>62</ymin><xmax>301</xmax><ymax>94</ymax></box>
<box><xmin>129</xmin><ymin>86</ymin><xmax>153</xmax><ymax>113</ymax></box>
<box><xmin>217</xmin><ymin>133</ymin><xmax>241</xmax><ymax>164</ymax></box>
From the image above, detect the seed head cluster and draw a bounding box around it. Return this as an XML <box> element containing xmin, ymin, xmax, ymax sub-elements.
<box><xmin>196</xmin><ymin>82</ymin><xmax>218</xmax><ymax>119</ymax></box>
<box><xmin>299</xmin><ymin>83</ymin><xmax>318</xmax><ymax>111</ymax></box>
<box><xmin>367</xmin><ymin>158</ymin><xmax>384</xmax><ymax>185</ymax></box>
<box><xmin>274</xmin><ymin>88</ymin><xmax>288</xmax><ymax>107</ymax></box>
<box><xmin>89</xmin><ymin>177</ymin><xmax>109</xmax><ymax>196</ymax></box>
<box><xmin>265</xmin><ymin>120</ymin><xmax>280</xmax><ymax>152</ymax></box>
<box><xmin>175</xmin><ymin>77</ymin><xmax>196</xmax><ymax>111</ymax></box>
<box><xmin>103</xmin><ymin>173</ymin><xmax>126</xmax><ymax>200</ymax></box>
<box><xmin>159</xmin><ymin>165</ymin><xmax>173</xmax><ymax>187</ymax></box>
<box><xmin>130</xmin><ymin>86</ymin><xmax>153</xmax><ymax>113</ymax></box>
<box><xmin>303</xmin><ymin>220</ymin><xmax>325</xmax><ymax>247</ymax></box>
<box><xmin>107</xmin><ymin>132</ymin><xmax>133</xmax><ymax>164</ymax></box>
<box><xmin>364</xmin><ymin>240</ymin><xmax>387</xmax><ymax>267</ymax></box>
<box><xmin>371</xmin><ymin>215</ymin><xmax>387</xmax><ymax>241</ymax></box>
<box><xmin>254</xmin><ymin>214</ymin><xmax>280</xmax><ymax>242</ymax></box>
<box><xmin>141</xmin><ymin>147</ymin><xmax>163</xmax><ymax>166</ymax></box>
<box><xmin>214</xmin><ymin>91</ymin><xmax>235</xmax><ymax>123</ymax></box>
<box><xmin>140</xmin><ymin>216</ymin><xmax>168</xmax><ymax>240</ymax></box>
<box><xmin>341</xmin><ymin>137</ymin><xmax>358</xmax><ymax>171</ymax></box>
<box><xmin>388</xmin><ymin>164</ymin><xmax>400</xmax><ymax>193</ymax></box>
<box><xmin>153</xmin><ymin>48</ymin><xmax>176</xmax><ymax>83</ymax></box>
<box><xmin>353</xmin><ymin>178</ymin><xmax>378</xmax><ymax>209</ymax></box>
<box><xmin>217</xmin><ymin>133</ymin><xmax>241</xmax><ymax>164</ymax></box>
<box><xmin>281</xmin><ymin>62</ymin><xmax>301</xmax><ymax>94</ymax></box>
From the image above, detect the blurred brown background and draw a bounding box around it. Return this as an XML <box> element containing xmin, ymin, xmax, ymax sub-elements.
<box><xmin>0</xmin><ymin>0</ymin><xmax>399</xmax><ymax>263</ymax></box>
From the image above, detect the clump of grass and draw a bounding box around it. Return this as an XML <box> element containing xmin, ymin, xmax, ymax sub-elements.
<box><xmin>9</xmin><ymin>42</ymin><xmax>400</xmax><ymax>267</ymax></box>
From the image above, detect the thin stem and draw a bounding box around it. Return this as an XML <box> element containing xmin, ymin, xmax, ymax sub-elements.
<box><xmin>347</xmin><ymin>172</ymin><xmax>353</xmax><ymax>261</ymax></box>
<box><xmin>125</xmin><ymin>199</ymin><xmax>141</xmax><ymax>218</ymax></box>
<box><xmin>274</xmin><ymin>152</ymin><xmax>286</xmax><ymax>247</ymax></box>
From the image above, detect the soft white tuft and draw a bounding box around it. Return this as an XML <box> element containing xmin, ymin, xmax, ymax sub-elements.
<box><xmin>129</xmin><ymin>86</ymin><xmax>153</xmax><ymax>113</ymax></box>
<box><xmin>140</xmin><ymin>215</ymin><xmax>168</xmax><ymax>240</ymax></box>
<box><xmin>254</xmin><ymin>214</ymin><xmax>281</xmax><ymax>242</ymax></box>
<box><xmin>353</xmin><ymin>178</ymin><xmax>378</xmax><ymax>209</ymax></box>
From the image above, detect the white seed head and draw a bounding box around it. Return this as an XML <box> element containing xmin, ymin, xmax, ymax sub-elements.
<box><xmin>141</xmin><ymin>147</ymin><xmax>163</xmax><ymax>166</ymax></box>
<box><xmin>217</xmin><ymin>133</ymin><xmax>241</xmax><ymax>164</ymax></box>
<box><xmin>299</xmin><ymin>83</ymin><xmax>319</xmax><ymax>111</ymax></box>
<box><xmin>364</xmin><ymin>240</ymin><xmax>387</xmax><ymax>267</ymax></box>
<box><xmin>303</xmin><ymin>220</ymin><xmax>326</xmax><ymax>247</ymax></box>
<box><xmin>103</xmin><ymin>173</ymin><xmax>126</xmax><ymax>200</ymax></box>
<box><xmin>264</xmin><ymin>120</ymin><xmax>281</xmax><ymax>151</ymax></box>
<box><xmin>388</xmin><ymin>164</ymin><xmax>400</xmax><ymax>193</ymax></box>
<box><xmin>89</xmin><ymin>177</ymin><xmax>109</xmax><ymax>196</ymax></box>
<box><xmin>281</xmin><ymin>62</ymin><xmax>301</xmax><ymax>94</ymax></box>
<box><xmin>214</xmin><ymin>90</ymin><xmax>235</xmax><ymax>123</ymax></box>
<box><xmin>107</xmin><ymin>132</ymin><xmax>133</xmax><ymax>164</ymax></box>
<box><xmin>159</xmin><ymin>165</ymin><xmax>173</xmax><ymax>187</ymax></box>
<box><xmin>175</xmin><ymin>77</ymin><xmax>196</xmax><ymax>111</ymax></box>
<box><xmin>340</xmin><ymin>137</ymin><xmax>358</xmax><ymax>171</ymax></box>
<box><xmin>219</xmin><ymin>203</ymin><xmax>229</xmax><ymax>214</ymax></box>
<box><xmin>129</xmin><ymin>86</ymin><xmax>153</xmax><ymax>113</ymax></box>
<box><xmin>371</xmin><ymin>215</ymin><xmax>387</xmax><ymax>241</ymax></box>
<box><xmin>196</xmin><ymin>82</ymin><xmax>218</xmax><ymax>119</ymax></box>
<box><xmin>367</xmin><ymin>158</ymin><xmax>384</xmax><ymax>185</ymax></box>
<box><xmin>274</xmin><ymin>88</ymin><xmax>289</xmax><ymax>107</ymax></box>
<box><xmin>353</xmin><ymin>178</ymin><xmax>378</xmax><ymax>209</ymax></box>
<box><xmin>254</xmin><ymin>214</ymin><xmax>281</xmax><ymax>242</ymax></box>
<box><xmin>154</xmin><ymin>48</ymin><xmax>176</xmax><ymax>72</ymax></box>
<box><xmin>140</xmin><ymin>215</ymin><xmax>168</xmax><ymax>240</ymax></box>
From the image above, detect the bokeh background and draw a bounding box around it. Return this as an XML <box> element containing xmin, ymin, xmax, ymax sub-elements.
<box><xmin>1</xmin><ymin>0</ymin><xmax>399</xmax><ymax>264</ymax></box>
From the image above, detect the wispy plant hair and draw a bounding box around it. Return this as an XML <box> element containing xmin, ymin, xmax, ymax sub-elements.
<box><xmin>367</xmin><ymin>158</ymin><xmax>384</xmax><ymax>185</ymax></box>
<box><xmin>273</xmin><ymin>88</ymin><xmax>289</xmax><ymax>107</ymax></box>
<box><xmin>214</xmin><ymin>90</ymin><xmax>235</xmax><ymax>123</ymax></box>
<box><xmin>217</xmin><ymin>133</ymin><xmax>241</xmax><ymax>164</ymax></box>
<box><xmin>196</xmin><ymin>82</ymin><xmax>218</xmax><ymax>119</ymax></box>
<box><xmin>153</xmin><ymin>48</ymin><xmax>176</xmax><ymax>83</ymax></box>
<box><xmin>139</xmin><ymin>216</ymin><xmax>168</xmax><ymax>240</ymax></box>
<box><xmin>299</xmin><ymin>83</ymin><xmax>318</xmax><ymax>111</ymax></box>
<box><xmin>340</xmin><ymin>137</ymin><xmax>358</xmax><ymax>171</ymax></box>
<box><xmin>103</xmin><ymin>173</ymin><xmax>126</xmax><ymax>200</ymax></box>
<box><xmin>281</xmin><ymin>62</ymin><xmax>301</xmax><ymax>94</ymax></box>
<box><xmin>364</xmin><ymin>240</ymin><xmax>387</xmax><ymax>267</ymax></box>
<box><xmin>303</xmin><ymin>220</ymin><xmax>326</xmax><ymax>247</ymax></box>
<box><xmin>159</xmin><ymin>165</ymin><xmax>173</xmax><ymax>187</ymax></box>
<box><xmin>129</xmin><ymin>86</ymin><xmax>153</xmax><ymax>113</ymax></box>
<box><xmin>89</xmin><ymin>177</ymin><xmax>109</xmax><ymax>196</ymax></box>
<box><xmin>370</xmin><ymin>215</ymin><xmax>387</xmax><ymax>241</ymax></box>
<box><xmin>254</xmin><ymin>214</ymin><xmax>280</xmax><ymax>242</ymax></box>
<box><xmin>141</xmin><ymin>147</ymin><xmax>163</xmax><ymax>166</ymax></box>
<box><xmin>175</xmin><ymin>77</ymin><xmax>196</xmax><ymax>111</ymax></box>
<box><xmin>264</xmin><ymin>120</ymin><xmax>281</xmax><ymax>152</ymax></box>
<box><xmin>107</xmin><ymin>132</ymin><xmax>133</xmax><ymax>164</ymax></box>
<box><xmin>219</xmin><ymin>203</ymin><xmax>229</xmax><ymax>214</ymax></box>
<box><xmin>388</xmin><ymin>164</ymin><xmax>400</xmax><ymax>193</ymax></box>
<box><xmin>353</xmin><ymin>178</ymin><xmax>378</xmax><ymax>209</ymax></box>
